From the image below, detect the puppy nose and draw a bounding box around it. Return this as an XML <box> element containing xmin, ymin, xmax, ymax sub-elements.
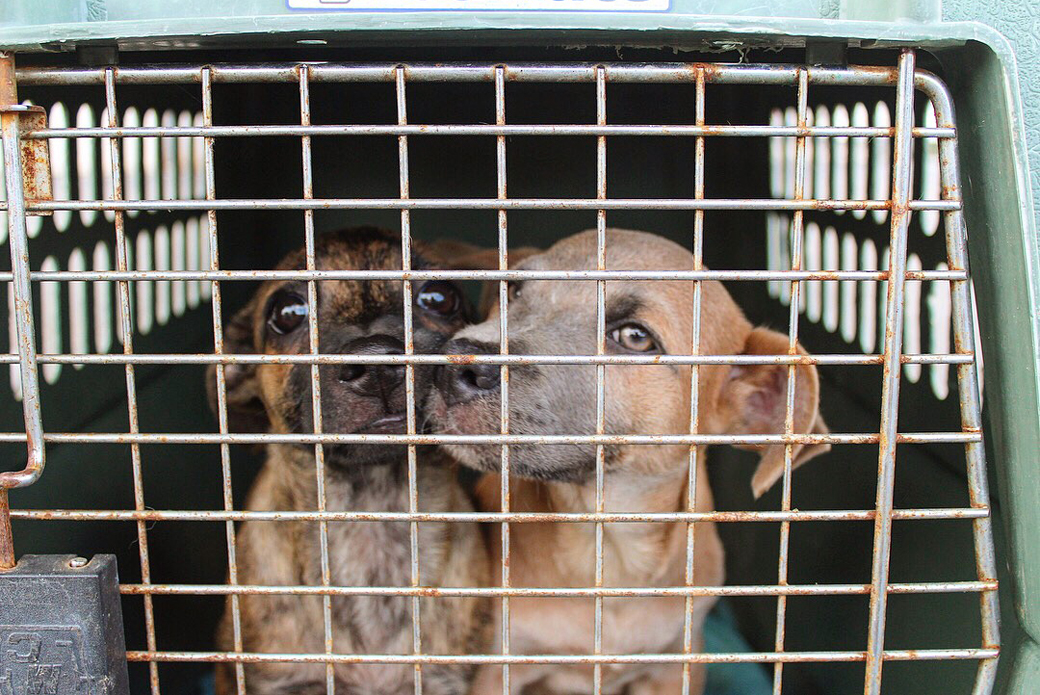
<box><xmin>437</xmin><ymin>339</ymin><xmax>501</xmax><ymax>405</ymax></box>
<box><xmin>339</xmin><ymin>335</ymin><xmax>406</xmax><ymax>396</ymax></box>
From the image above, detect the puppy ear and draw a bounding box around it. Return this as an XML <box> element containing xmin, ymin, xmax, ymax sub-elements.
<box><xmin>206</xmin><ymin>301</ymin><xmax>268</xmax><ymax>433</ymax></box>
<box><xmin>720</xmin><ymin>326</ymin><xmax>830</xmax><ymax>499</ymax></box>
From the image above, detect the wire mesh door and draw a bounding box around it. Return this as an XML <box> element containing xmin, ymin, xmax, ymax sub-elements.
<box><xmin>0</xmin><ymin>49</ymin><xmax>999</xmax><ymax>695</ymax></box>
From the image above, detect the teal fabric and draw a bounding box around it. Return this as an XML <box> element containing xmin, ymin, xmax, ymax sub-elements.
<box><xmin>704</xmin><ymin>600</ymin><xmax>773</xmax><ymax>695</ymax></box>
<box><xmin>194</xmin><ymin>600</ymin><xmax>770</xmax><ymax>695</ymax></box>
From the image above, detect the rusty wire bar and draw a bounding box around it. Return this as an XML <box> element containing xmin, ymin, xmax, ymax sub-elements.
<box><xmin>681</xmin><ymin>63</ymin><xmax>707</xmax><ymax>695</ymax></box>
<box><xmin>27</xmin><ymin>123</ymin><xmax>956</xmax><ymax>140</ymax></box>
<box><xmin>772</xmin><ymin>66</ymin><xmax>810</xmax><ymax>695</ymax></box>
<box><xmin>3</xmin><ymin>197</ymin><xmax>963</xmax><ymax>213</ymax></box>
<box><xmin>864</xmin><ymin>49</ymin><xmax>916</xmax><ymax>695</ymax></box>
<box><xmin>297</xmin><ymin>63</ymin><xmax>337</xmax><ymax>695</ymax></box>
<box><xmin>201</xmin><ymin>66</ymin><xmax>247</xmax><ymax>695</ymax></box>
<box><xmin>924</xmin><ymin>72</ymin><xmax>1003</xmax><ymax>695</ymax></box>
<box><xmin>120</xmin><ymin>648</ymin><xmax>999</xmax><ymax>666</ymax></box>
<box><xmin>395</xmin><ymin>64</ymin><xmax>426</xmax><ymax>695</ymax></box>
<box><xmin>5</xmin><ymin>268</ymin><xmax>969</xmax><ymax>282</ymax></box>
<box><xmin>0</xmin><ymin>51</ymin><xmax>44</xmax><ymax>494</ymax></box>
<box><xmin>593</xmin><ymin>64</ymin><xmax>607</xmax><ymax>695</ymax></box>
<box><xmin>104</xmin><ymin>65</ymin><xmax>161</xmax><ymax>695</ymax></box>
<box><xmin>0</xmin><ymin>489</ymin><xmax>13</xmax><ymax>570</ymax></box>
<box><xmin>0</xmin><ymin>351</ymin><xmax>976</xmax><ymax>367</ymax></box>
<box><xmin>494</xmin><ymin>63</ymin><xmax>512</xmax><ymax>695</ymax></box>
<box><xmin>5</xmin><ymin>60</ymin><xmax>964</xmax><ymax>91</ymax></box>
<box><xmin>10</xmin><ymin>506</ymin><xmax>990</xmax><ymax>524</ymax></box>
<box><xmin>118</xmin><ymin>579</ymin><xmax>997</xmax><ymax>598</ymax></box>
<box><xmin>0</xmin><ymin>431</ymin><xmax>982</xmax><ymax>445</ymax></box>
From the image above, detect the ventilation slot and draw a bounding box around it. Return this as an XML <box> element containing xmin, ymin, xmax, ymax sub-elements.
<box><xmin>40</xmin><ymin>256</ymin><xmax>62</xmax><ymax>385</ymax></box>
<box><xmin>171</xmin><ymin>220</ymin><xmax>187</xmax><ymax>317</ymax></box>
<box><xmin>93</xmin><ymin>240</ymin><xmax>113</xmax><ymax>355</ymax></box>
<box><xmin>920</xmin><ymin>103</ymin><xmax>941</xmax><ymax>237</ymax></box>
<box><xmin>850</xmin><ymin>102</ymin><xmax>869</xmax><ymax>220</ymax></box>
<box><xmin>122</xmin><ymin>107</ymin><xmax>142</xmax><ymax>218</ymax></box>
<box><xmin>76</xmin><ymin>103</ymin><xmax>99</xmax><ymax>228</ymax></box>
<box><xmin>49</xmin><ymin>102</ymin><xmax>72</xmax><ymax>233</ymax></box>
<box><xmin>142</xmin><ymin>108</ymin><xmax>161</xmax><ymax>206</ymax></box>
<box><xmin>186</xmin><ymin>218</ymin><xmax>201</xmax><ymax>310</ymax></box>
<box><xmin>68</xmin><ymin>247</ymin><xmax>89</xmax><ymax>369</ymax></box>
<box><xmin>161</xmin><ymin>110</ymin><xmax>178</xmax><ymax>200</ymax></box>
<box><xmin>137</xmin><ymin>231</ymin><xmax>154</xmax><ymax>335</ymax></box>
<box><xmin>155</xmin><ymin>225</ymin><xmax>171</xmax><ymax>326</ymax></box>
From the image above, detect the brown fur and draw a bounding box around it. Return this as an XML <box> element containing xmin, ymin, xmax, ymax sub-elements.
<box><xmin>211</xmin><ymin>227</ymin><xmax>492</xmax><ymax>695</ymax></box>
<box><xmin>426</xmin><ymin>228</ymin><xmax>830</xmax><ymax>695</ymax></box>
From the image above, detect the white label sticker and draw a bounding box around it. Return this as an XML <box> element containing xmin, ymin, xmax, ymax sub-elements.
<box><xmin>289</xmin><ymin>0</ymin><xmax>668</xmax><ymax>11</ymax></box>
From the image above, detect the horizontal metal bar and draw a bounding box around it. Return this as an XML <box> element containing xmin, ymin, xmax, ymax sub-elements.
<box><xmin>4</xmin><ymin>269</ymin><xmax>969</xmax><ymax>283</ymax></box>
<box><xmin>9</xmin><ymin>507</ymin><xmax>990</xmax><ymax>524</ymax></box>
<box><xmin>122</xmin><ymin>648</ymin><xmax>998</xmax><ymax>665</ymax></box>
<box><xmin>0</xmin><ymin>432</ymin><xmax>981</xmax><ymax>445</ymax></box>
<box><xmin>1</xmin><ymin>352</ymin><xmax>973</xmax><ymax>367</ymax></box>
<box><xmin>11</xmin><ymin>61</ymin><xmax>931</xmax><ymax>88</ymax></box>
<box><xmin>5</xmin><ymin>198</ymin><xmax>958</xmax><ymax>213</ymax></box>
<box><xmin>25</xmin><ymin>124</ymin><xmax>956</xmax><ymax>140</ymax></box>
<box><xmin>119</xmin><ymin>580</ymin><xmax>997</xmax><ymax>598</ymax></box>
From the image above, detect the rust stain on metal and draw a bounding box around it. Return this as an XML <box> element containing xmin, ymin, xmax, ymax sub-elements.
<box><xmin>0</xmin><ymin>489</ymin><xmax>14</xmax><ymax>570</ymax></box>
<box><xmin>448</xmin><ymin>354</ymin><xmax>476</xmax><ymax>365</ymax></box>
<box><xmin>0</xmin><ymin>52</ymin><xmax>15</xmax><ymax>105</ymax></box>
<box><xmin>0</xmin><ymin>105</ymin><xmax>54</xmax><ymax>214</ymax></box>
<box><xmin>415</xmin><ymin>586</ymin><xmax>444</xmax><ymax>597</ymax></box>
<box><xmin>691</xmin><ymin>63</ymin><xmax>723</xmax><ymax>83</ymax></box>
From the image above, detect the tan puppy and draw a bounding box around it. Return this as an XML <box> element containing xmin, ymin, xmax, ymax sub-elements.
<box><xmin>426</xmin><ymin>228</ymin><xmax>829</xmax><ymax>695</ymax></box>
<box><xmin>210</xmin><ymin>227</ymin><xmax>490</xmax><ymax>695</ymax></box>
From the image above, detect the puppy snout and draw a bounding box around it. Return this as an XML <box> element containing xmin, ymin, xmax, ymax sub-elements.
<box><xmin>339</xmin><ymin>335</ymin><xmax>406</xmax><ymax>396</ymax></box>
<box><xmin>437</xmin><ymin>339</ymin><xmax>501</xmax><ymax>405</ymax></box>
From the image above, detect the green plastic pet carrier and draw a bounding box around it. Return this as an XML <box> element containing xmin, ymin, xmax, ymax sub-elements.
<box><xmin>0</xmin><ymin>1</ymin><xmax>1036</xmax><ymax>694</ymax></box>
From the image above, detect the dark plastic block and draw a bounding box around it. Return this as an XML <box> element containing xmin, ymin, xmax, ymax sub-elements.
<box><xmin>0</xmin><ymin>554</ymin><xmax>129</xmax><ymax>695</ymax></box>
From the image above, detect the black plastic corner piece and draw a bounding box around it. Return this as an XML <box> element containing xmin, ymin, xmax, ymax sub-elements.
<box><xmin>0</xmin><ymin>555</ymin><xmax>130</xmax><ymax>695</ymax></box>
<box><xmin>806</xmin><ymin>41</ymin><xmax>849</xmax><ymax>67</ymax></box>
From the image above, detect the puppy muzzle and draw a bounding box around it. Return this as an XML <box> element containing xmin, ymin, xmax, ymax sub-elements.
<box><xmin>436</xmin><ymin>339</ymin><xmax>501</xmax><ymax>406</ymax></box>
<box><xmin>336</xmin><ymin>334</ymin><xmax>407</xmax><ymax>402</ymax></box>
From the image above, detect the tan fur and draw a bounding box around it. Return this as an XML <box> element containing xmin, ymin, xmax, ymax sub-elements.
<box><xmin>211</xmin><ymin>228</ymin><xmax>492</xmax><ymax>695</ymax></box>
<box><xmin>427</xmin><ymin>228</ymin><xmax>829</xmax><ymax>695</ymax></box>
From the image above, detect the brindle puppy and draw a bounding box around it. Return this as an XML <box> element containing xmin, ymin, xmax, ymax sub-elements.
<box><xmin>427</xmin><ymin>228</ymin><xmax>829</xmax><ymax>695</ymax></box>
<box><xmin>211</xmin><ymin>227</ymin><xmax>490</xmax><ymax>695</ymax></box>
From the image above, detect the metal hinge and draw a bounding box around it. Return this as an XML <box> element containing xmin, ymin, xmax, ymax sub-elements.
<box><xmin>0</xmin><ymin>104</ymin><xmax>52</xmax><ymax>215</ymax></box>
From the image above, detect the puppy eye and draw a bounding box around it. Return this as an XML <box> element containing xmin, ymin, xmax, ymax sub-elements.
<box><xmin>507</xmin><ymin>281</ymin><xmax>523</xmax><ymax>302</ymax></box>
<box><xmin>267</xmin><ymin>292</ymin><xmax>308</xmax><ymax>335</ymax></box>
<box><xmin>416</xmin><ymin>280</ymin><xmax>461</xmax><ymax>318</ymax></box>
<box><xmin>609</xmin><ymin>323</ymin><xmax>658</xmax><ymax>353</ymax></box>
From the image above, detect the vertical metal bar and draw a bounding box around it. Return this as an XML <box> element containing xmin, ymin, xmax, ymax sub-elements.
<box><xmin>202</xmin><ymin>67</ymin><xmax>246</xmax><ymax>695</ymax></box>
<box><xmin>0</xmin><ymin>51</ymin><xmax>45</xmax><ymax>496</ymax></box>
<box><xmin>105</xmin><ymin>66</ymin><xmax>160</xmax><ymax>695</ymax></box>
<box><xmin>593</xmin><ymin>65</ymin><xmax>607</xmax><ymax>695</ymax></box>
<box><xmin>772</xmin><ymin>67</ymin><xmax>809</xmax><ymax>695</ymax></box>
<box><xmin>298</xmin><ymin>65</ymin><xmax>336</xmax><ymax>695</ymax></box>
<box><xmin>396</xmin><ymin>66</ymin><xmax>424</xmax><ymax>695</ymax></box>
<box><xmin>864</xmin><ymin>49</ymin><xmax>916</xmax><ymax>695</ymax></box>
<box><xmin>681</xmin><ymin>66</ymin><xmax>706</xmax><ymax>695</ymax></box>
<box><xmin>0</xmin><ymin>489</ymin><xmax>13</xmax><ymax>570</ymax></box>
<box><xmin>927</xmin><ymin>82</ymin><xmax>1002</xmax><ymax>695</ymax></box>
<box><xmin>494</xmin><ymin>65</ymin><xmax>512</xmax><ymax>695</ymax></box>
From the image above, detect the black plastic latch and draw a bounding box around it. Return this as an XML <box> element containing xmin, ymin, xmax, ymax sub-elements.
<box><xmin>0</xmin><ymin>555</ymin><xmax>129</xmax><ymax>695</ymax></box>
